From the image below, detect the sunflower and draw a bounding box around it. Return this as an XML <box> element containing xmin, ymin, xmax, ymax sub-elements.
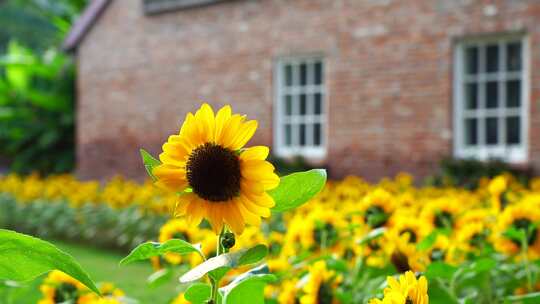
<box><xmin>420</xmin><ymin>198</ymin><xmax>461</xmax><ymax>230</ymax></box>
<box><xmin>152</xmin><ymin>103</ymin><xmax>280</xmax><ymax>235</ymax></box>
<box><xmin>38</xmin><ymin>270</ymin><xmax>87</xmax><ymax>304</ymax></box>
<box><xmin>361</xmin><ymin>188</ymin><xmax>395</xmax><ymax>228</ymax></box>
<box><xmin>300</xmin><ymin>261</ymin><xmax>341</xmax><ymax>304</ymax></box>
<box><xmin>171</xmin><ymin>293</ymin><xmax>190</xmax><ymax>304</ymax></box>
<box><xmin>78</xmin><ymin>282</ymin><xmax>126</xmax><ymax>304</ymax></box>
<box><xmin>383</xmin><ymin>230</ymin><xmax>426</xmax><ymax>273</ymax></box>
<box><xmin>158</xmin><ymin>219</ymin><xmax>200</xmax><ymax>264</ymax></box>
<box><xmin>454</xmin><ymin>222</ymin><xmax>491</xmax><ymax>256</ymax></box>
<box><xmin>493</xmin><ymin>203</ymin><xmax>540</xmax><ymax>259</ymax></box>
<box><xmin>277</xmin><ymin>279</ymin><xmax>299</xmax><ymax>304</ymax></box>
<box><xmin>369</xmin><ymin>271</ymin><xmax>429</xmax><ymax>304</ymax></box>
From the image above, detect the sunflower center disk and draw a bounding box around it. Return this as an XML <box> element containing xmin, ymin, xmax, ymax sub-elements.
<box><xmin>186</xmin><ymin>143</ymin><xmax>241</xmax><ymax>202</ymax></box>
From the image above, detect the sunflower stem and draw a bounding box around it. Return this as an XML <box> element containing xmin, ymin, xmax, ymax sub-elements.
<box><xmin>210</xmin><ymin>228</ymin><xmax>226</xmax><ymax>304</ymax></box>
<box><xmin>520</xmin><ymin>230</ymin><xmax>533</xmax><ymax>292</ymax></box>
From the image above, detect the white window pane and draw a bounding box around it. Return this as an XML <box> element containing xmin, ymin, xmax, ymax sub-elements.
<box><xmin>465</xmin><ymin>83</ymin><xmax>478</xmax><ymax>109</ymax></box>
<box><xmin>284</xmin><ymin>65</ymin><xmax>293</xmax><ymax>86</ymax></box>
<box><xmin>506</xmin><ymin>80</ymin><xmax>520</xmax><ymax>108</ymax></box>
<box><xmin>300</xmin><ymin>63</ymin><xmax>307</xmax><ymax>86</ymax></box>
<box><xmin>314</xmin><ymin>93</ymin><xmax>322</xmax><ymax>114</ymax></box>
<box><xmin>465</xmin><ymin>47</ymin><xmax>478</xmax><ymax>75</ymax></box>
<box><xmin>506</xmin><ymin>116</ymin><xmax>520</xmax><ymax>145</ymax></box>
<box><xmin>486</xmin><ymin>44</ymin><xmax>499</xmax><ymax>73</ymax></box>
<box><xmin>285</xmin><ymin>94</ymin><xmax>293</xmax><ymax>115</ymax></box>
<box><xmin>465</xmin><ymin>118</ymin><xmax>478</xmax><ymax>146</ymax></box>
<box><xmin>285</xmin><ymin>124</ymin><xmax>292</xmax><ymax>146</ymax></box>
<box><xmin>315</xmin><ymin>62</ymin><xmax>323</xmax><ymax>85</ymax></box>
<box><xmin>300</xmin><ymin>93</ymin><xmax>307</xmax><ymax>115</ymax></box>
<box><xmin>486</xmin><ymin>117</ymin><xmax>498</xmax><ymax>145</ymax></box>
<box><xmin>314</xmin><ymin>122</ymin><xmax>322</xmax><ymax>146</ymax></box>
<box><xmin>299</xmin><ymin>123</ymin><xmax>306</xmax><ymax>146</ymax></box>
<box><xmin>507</xmin><ymin>42</ymin><xmax>522</xmax><ymax>71</ymax></box>
<box><xmin>486</xmin><ymin>81</ymin><xmax>498</xmax><ymax>108</ymax></box>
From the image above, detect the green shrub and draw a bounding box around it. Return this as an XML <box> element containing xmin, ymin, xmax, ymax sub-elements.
<box><xmin>427</xmin><ymin>158</ymin><xmax>532</xmax><ymax>189</ymax></box>
<box><xmin>0</xmin><ymin>41</ymin><xmax>75</xmax><ymax>174</ymax></box>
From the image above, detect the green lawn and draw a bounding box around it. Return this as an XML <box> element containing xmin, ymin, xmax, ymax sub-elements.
<box><xmin>6</xmin><ymin>240</ymin><xmax>180</xmax><ymax>304</ymax></box>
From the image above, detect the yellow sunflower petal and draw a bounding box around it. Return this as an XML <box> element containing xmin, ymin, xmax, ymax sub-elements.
<box><xmin>223</xmin><ymin>201</ymin><xmax>245</xmax><ymax>234</ymax></box>
<box><xmin>186</xmin><ymin>198</ymin><xmax>205</xmax><ymax>226</ymax></box>
<box><xmin>239</xmin><ymin>146</ymin><xmax>269</xmax><ymax>161</ymax></box>
<box><xmin>207</xmin><ymin>202</ymin><xmax>224</xmax><ymax>233</ymax></box>
<box><xmin>241</xmin><ymin>179</ymin><xmax>265</xmax><ymax>194</ymax></box>
<box><xmin>237</xmin><ymin>199</ymin><xmax>262</xmax><ymax>226</ymax></box>
<box><xmin>241</xmin><ymin>195</ymin><xmax>271</xmax><ymax>218</ymax></box>
<box><xmin>228</xmin><ymin>120</ymin><xmax>258</xmax><ymax>150</ymax></box>
<box><xmin>194</xmin><ymin>103</ymin><xmax>216</xmax><ymax>143</ymax></box>
<box><xmin>219</xmin><ymin>114</ymin><xmax>245</xmax><ymax>148</ymax></box>
<box><xmin>241</xmin><ymin>160</ymin><xmax>279</xmax><ymax>189</ymax></box>
<box><xmin>214</xmin><ymin>105</ymin><xmax>232</xmax><ymax>144</ymax></box>
<box><xmin>244</xmin><ymin>191</ymin><xmax>275</xmax><ymax>208</ymax></box>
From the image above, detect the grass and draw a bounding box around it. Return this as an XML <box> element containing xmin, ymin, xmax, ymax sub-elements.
<box><xmin>4</xmin><ymin>240</ymin><xmax>180</xmax><ymax>304</ymax></box>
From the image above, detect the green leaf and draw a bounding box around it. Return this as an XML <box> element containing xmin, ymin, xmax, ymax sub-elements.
<box><xmin>184</xmin><ymin>282</ymin><xmax>212</xmax><ymax>304</ymax></box>
<box><xmin>0</xmin><ymin>229</ymin><xmax>99</xmax><ymax>295</ymax></box>
<box><xmin>269</xmin><ymin>169</ymin><xmax>327</xmax><ymax>212</ymax></box>
<box><xmin>467</xmin><ymin>257</ymin><xmax>497</xmax><ymax>273</ymax></box>
<box><xmin>208</xmin><ymin>266</ymin><xmax>231</xmax><ymax>282</ymax></box>
<box><xmin>140</xmin><ymin>149</ymin><xmax>161</xmax><ymax>181</ymax></box>
<box><xmin>120</xmin><ymin>239</ymin><xmax>202</xmax><ymax>265</ymax></box>
<box><xmin>237</xmin><ymin>245</ymin><xmax>268</xmax><ymax>267</ymax></box>
<box><xmin>417</xmin><ymin>230</ymin><xmax>439</xmax><ymax>251</ymax></box>
<box><xmin>220</xmin><ymin>266</ymin><xmax>276</xmax><ymax>304</ymax></box>
<box><xmin>425</xmin><ymin>262</ymin><xmax>457</xmax><ymax>281</ymax></box>
<box><xmin>147</xmin><ymin>268</ymin><xmax>173</xmax><ymax>288</ymax></box>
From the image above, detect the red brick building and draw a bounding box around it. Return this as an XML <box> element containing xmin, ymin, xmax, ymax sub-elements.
<box><xmin>65</xmin><ymin>0</ymin><xmax>540</xmax><ymax>181</ymax></box>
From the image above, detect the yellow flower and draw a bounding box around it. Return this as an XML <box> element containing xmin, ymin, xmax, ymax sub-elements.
<box><xmin>300</xmin><ymin>261</ymin><xmax>340</xmax><ymax>304</ymax></box>
<box><xmin>493</xmin><ymin>203</ymin><xmax>540</xmax><ymax>259</ymax></box>
<box><xmin>152</xmin><ymin>103</ymin><xmax>280</xmax><ymax>234</ymax></box>
<box><xmin>369</xmin><ymin>271</ymin><xmax>429</xmax><ymax>304</ymax></box>
<box><xmin>278</xmin><ymin>279</ymin><xmax>299</xmax><ymax>304</ymax></box>
<box><xmin>171</xmin><ymin>293</ymin><xmax>190</xmax><ymax>304</ymax></box>
<box><xmin>38</xmin><ymin>270</ymin><xmax>88</xmax><ymax>304</ymax></box>
<box><xmin>159</xmin><ymin>219</ymin><xmax>200</xmax><ymax>264</ymax></box>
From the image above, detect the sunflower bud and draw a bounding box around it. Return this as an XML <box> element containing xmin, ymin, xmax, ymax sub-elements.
<box><xmin>221</xmin><ymin>232</ymin><xmax>235</xmax><ymax>250</ymax></box>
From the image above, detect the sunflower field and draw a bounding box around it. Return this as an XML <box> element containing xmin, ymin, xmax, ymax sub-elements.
<box><xmin>1</xmin><ymin>170</ymin><xmax>540</xmax><ymax>303</ymax></box>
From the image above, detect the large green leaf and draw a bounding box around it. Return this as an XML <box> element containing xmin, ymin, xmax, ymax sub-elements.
<box><xmin>140</xmin><ymin>149</ymin><xmax>161</xmax><ymax>181</ymax></box>
<box><xmin>184</xmin><ymin>282</ymin><xmax>212</xmax><ymax>304</ymax></box>
<box><xmin>220</xmin><ymin>266</ymin><xmax>276</xmax><ymax>304</ymax></box>
<box><xmin>0</xmin><ymin>229</ymin><xmax>99</xmax><ymax>295</ymax></box>
<box><xmin>269</xmin><ymin>169</ymin><xmax>327</xmax><ymax>212</ymax></box>
<box><xmin>120</xmin><ymin>239</ymin><xmax>202</xmax><ymax>265</ymax></box>
<box><xmin>237</xmin><ymin>245</ymin><xmax>268</xmax><ymax>267</ymax></box>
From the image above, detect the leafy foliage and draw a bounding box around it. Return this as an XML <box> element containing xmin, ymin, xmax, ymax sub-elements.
<box><xmin>428</xmin><ymin>158</ymin><xmax>531</xmax><ymax>189</ymax></box>
<box><xmin>269</xmin><ymin>169</ymin><xmax>327</xmax><ymax>212</ymax></box>
<box><xmin>0</xmin><ymin>229</ymin><xmax>99</xmax><ymax>294</ymax></box>
<box><xmin>0</xmin><ymin>41</ymin><xmax>75</xmax><ymax>174</ymax></box>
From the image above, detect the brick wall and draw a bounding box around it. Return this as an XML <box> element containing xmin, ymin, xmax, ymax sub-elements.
<box><xmin>76</xmin><ymin>0</ymin><xmax>540</xmax><ymax>181</ymax></box>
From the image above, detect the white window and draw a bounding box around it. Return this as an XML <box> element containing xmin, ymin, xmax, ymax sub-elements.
<box><xmin>274</xmin><ymin>57</ymin><xmax>326</xmax><ymax>158</ymax></box>
<box><xmin>454</xmin><ymin>36</ymin><xmax>528</xmax><ymax>163</ymax></box>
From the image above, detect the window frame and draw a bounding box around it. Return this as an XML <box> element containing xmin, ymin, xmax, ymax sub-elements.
<box><xmin>453</xmin><ymin>34</ymin><xmax>529</xmax><ymax>163</ymax></box>
<box><xmin>273</xmin><ymin>55</ymin><xmax>327</xmax><ymax>159</ymax></box>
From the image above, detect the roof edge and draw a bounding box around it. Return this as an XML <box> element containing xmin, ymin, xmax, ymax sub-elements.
<box><xmin>63</xmin><ymin>0</ymin><xmax>112</xmax><ymax>52</ymax></box>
